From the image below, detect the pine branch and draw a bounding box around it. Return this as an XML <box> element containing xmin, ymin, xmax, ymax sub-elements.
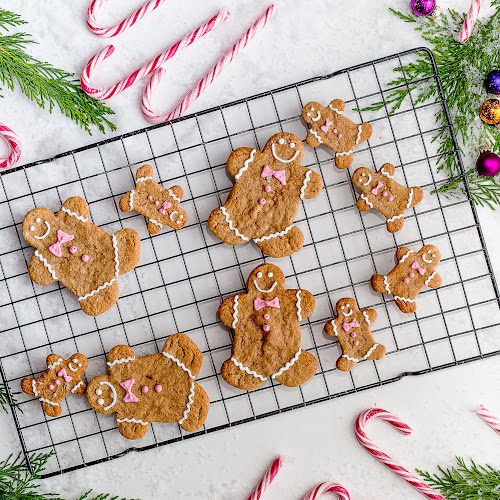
<box><xmin>363</xmin><ymin>6</ymin><xmax>500</xmax><ymax>208</ymax></box>
<box><xmin>417</xmin><ymin>457</ymin><xmax>500</xmax><ymax>499</ymax></box>
<box><xmin>0</xmin><ymin>8</ymin><xmax>115</xmax><ymax>135</ymax></box>
<box><xmin>1</xmin><ymin>381</ymin><xmax>21</xmax><ymax>414</ymax></box>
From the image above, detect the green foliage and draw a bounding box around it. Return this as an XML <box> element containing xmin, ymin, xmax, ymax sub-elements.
<box><xmin>364</xmin><ymin>6</ymin><xmax>500</xmax><ymax>208</ymax></box>
<box><xmin>418</xmin><ymin>457</ymin><xmax>500</xmax><ymax>499</ymax></box>
<box><xmin>0</xmin><ymin>382</ymin><xmax>21</xmax><ymax>414</ymax></box>
<box><xmin>0</xmin><ymin>8</ymin><xmax>115</xmax><ymax>135</ymax></box>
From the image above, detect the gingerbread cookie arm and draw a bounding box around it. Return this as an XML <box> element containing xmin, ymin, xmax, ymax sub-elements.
<box><xmin>61</xmin><ymin>197</ymin><xmax>91</xmax><ymax>222</ymax></box>
<box><xmin>362</xmin><ymin>307</ymin><xmax>378</xmax><ymax>325</ymax></box>
<box><xmin>28</xmin><ymin>254</ymin><xmax>57</xmax><ymax>286</ymax></box>
<box><xmin>227</xmin><ymin>147</ymin><xmax>257</xmax><ymax>178</ymax></box>
<box><xmin>162</xmin><ymin>333</ymin><xmax>203</xmax><ymax>378</ymax></box>
<box><xmin>328</xmin><ymin>99</ymin><xmax>345</xmax><ymax>113</ymax></box>
<box><xmin>42</xmin><ymin>401</ymin><xmax>62</xmax><ymax>418</ymax></box>
<box><xmin>426</xmin><ymin>272</ymin><xmax>442</xmax><ymax>289</ymax></box>
<box><xmin>298</xmin><ymin>167</ymin><xmax>323</xmax><ymax>200</ymax></box>
<box><xmin>20</xmin><ymin>377</ymin><xmax>36</xmax><ymax>396</ymax></box>
<box><xmin>135</xmin><ymin>164</ymin><xmax>155</xmax><ymax>180</ymax></box>
<box><xmin>379</xmin><ymin>163</ymin><xmax>396</xmax><ymax>178</ymax></box>
<box><xmin>409</xmin><ymin>186</ymin><xmax>425</xmax><ymax>208</ymax></box>
<box><xmin>287</xmin><ymin>289</ymin><xmax>315</xmax><ymax>320</ymax></box>
<box><xmin>168</xmin><ymin>185</ymin><xmax>184</xmax><ymax>202</ymax></box>
<box><xmin>119</xmin><ymin>192</ymin><xmax>133</xmax><ymax>213</ymax></box>
<box><xmin>71</xmin><ymin>380</ymin><xmax>87</xmax><ymax>395</ymax></box>
<box><xmin>218</xmin><ymin>295</ymin><xmax>237</xmax><ymax>328</ymax></box>
<box><xmin>106</xmin><ymin>345</ymin><xmax>137</xmax><ymax>375</ymax></box>
<box><xmin>324</xmin><ymin>320</ymin><xmax>338</xmax><ymax>338</ymax></box>
<box><xmin>46</xmin><ymin>354</ymin><xmax>63</xmax><ymax>368</ymax></box>
<box><xmin>356</xmin><ymin>197</ymin><xmax>372</xmax><ymax>212</ymax></box>
<box><xmin>396</xmin><ymin>246</ymin><xmax>412</xmax><ymax>262</ymax></box>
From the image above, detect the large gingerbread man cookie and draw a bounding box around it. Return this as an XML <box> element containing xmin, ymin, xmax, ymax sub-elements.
<box><xmin>301</xmin><ymin>98</ymin><xmax>372</xmax><ymax>169</ymax></box>
<box><xmin>371</xmin><ymin>245</ymin><xmax>443</xmax><ymax>314</ymax></box>
<box><xmin>353</xmin><ymin>163</ymin><xmax>424</xmax><ymax>233</ymax></box>
<box><xmin>218</xmin><ymin>263</ymin><xmax>318</xmax><ymax>390</ymax></box>
<box><xmin>324</xmin><ymin>298</ymin><xmax>385</xmax><ymax>372</ymax></box>
<box><xmin>86</xmin><ymin>334</ymin><xmax>209</xmax><ymax>440</ymax></box>
<box><xmin>119</xmin><ymin>164</ymin><xmax>188</xmax><ymax>235</ymax></box>
<box><xmin>208</xmin><ymin>132</ymin><xmax>323</xmax><ymax>258</ymax></box>
<box><xmin>23</xmin><ymin>197</ymin><xmax>141</xmax><ymax>316</ymax></box>
<box><xmin>21</xmin><ymin>353</ymin><xmax>88</xmax><ymax>417</ymax></box>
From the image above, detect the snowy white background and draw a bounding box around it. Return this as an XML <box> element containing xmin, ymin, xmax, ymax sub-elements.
<box><xmin>1</xmin><ymin>0</ymin><xmax>499</xmax><ymax>498</ymax></box>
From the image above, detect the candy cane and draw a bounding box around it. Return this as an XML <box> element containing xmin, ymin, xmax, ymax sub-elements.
<box><xmin>476</xmin><ymin>405</ymin><xmax>500</xmax><ymax>435</ymax></box>
<box><xmin>303</xmin><ymin>482</ymin><xmax>350</xmax><ymax>500</ymax></box>
<box><xmin>81</xmin><ymin>9</ymin><xmax>230</xmax><ymax>100</ymax></box>
<box><xmin>141</xmin><ymin>4</ymin><xmax>277</xmax><ymax>123</ymax></box>
<box><xmin>355</xmin><ymin>408</ymin><xmax>445</xmax><ymax>500</ymax></box>
<box><xmin>87</xmin><ymin>0</ymin><xmax>167</xmax><ymax>37</ymax></box>
<box><xmin>458</xmin><ymin>0</ymin><xmax>482</xmax><ymax>44</ymax></box>
<box><xmin>0</xmin><ymin>123</ymin><xmax>21</xmax><ymax>169</ymax></box>
<box><xmin>247</xmin><ymin>457</ymin><xmax>283</xmax><ymax>500</ymax></box>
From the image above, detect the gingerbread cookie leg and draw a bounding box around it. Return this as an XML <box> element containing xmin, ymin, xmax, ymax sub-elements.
<box><xmin>79</xmin><ymin>280</ymin><xmax>120</xmax><ymax>316</ymax></box>
<box><xmin>27</xmin><ymin>254</ymin><xmax>57</xmax><ymax>286</ymax></box>
<box><xmin>221</xmin><ymin>359</ymin><xmax>265</xmax><ymax>391</ymax></box>
<box><xmin>273</xmin><ymin>350</ymin><xmax>317</xmax><ymax>387</ymax></box>
<box><xmin>117</xmin><ymin>418</ymin><xmax>149</xmax><ymax>440</ymax></box>
<box><xmin>336</xmin><ymin>356</ymin><xmax>357</xmax><ymax>372</ymax></box>
<box><xmin>208</xmin><ymin>207</ymin><xmax>249</xmax><ymax>246</ymax></box>
<box><xmin>114</xmin><ymin>228</ymin><xmax>141</xmax><ymax>275</ymax></box>
<box><xmin>179</xmin><ymin>382</ymin><xmax>210</xmax><ymax>432</ymax></box>
<box><xmin>366</xmin><ymin>344</ymin><xmax>386</xmax><ymax>361</ymax></box>
<box><xmin>386</xmin><ymin>215</ymin><xmax>405</xmax><ymax>234</ymax></box>
<box><xmin>255</xmin><ymin>225</ymin><xmax>304</xmax><ymax>258</ymax></box>
<box><xmin>394</xmin><ymin>298</ymin><xmax>417</xmax><ymax>314</ymax></box>
<box><xmin>335</xmin><ymin>152</ymin><xmax>354</xmax><ymax>170</ymax></box>
<box><xmin>357</xmin><ymin>123</ymin><xmax>373</xmax><ymax>145</ymax></box>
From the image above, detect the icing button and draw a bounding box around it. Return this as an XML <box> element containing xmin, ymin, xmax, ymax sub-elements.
<box><xmin>55</xmin><ymin>379</ymin><xmax>61</xmax><ymax>386</ymax></box>
<box><xmin>263</xmin><ymin>325</ymin><xmax>270</xmax><ymax>332</ymax></box>
<box><xmin>154</xmin><ymin>384</ymin><xmax>162</xmax><ymax>393</ymax></box>
<box><xmin>48</xmin><ymin>384</ymin><xmax>55</xmax><ymax>390</ymax></box>
<box><xmin>264</xmin><ymin>185</ymin><xmax>272</xmax><ymax>193</ymax></box>
<box><xmin>350</xmin><ymin>332</ymin><xmax>356</xmax><ymax>338</ymax></box>
<box><xmin>264</xmin><ymin>313</ymin><xmax>270</xmax><ymax>320</ymax></box>
<box><xmin>155</xmin><ymin>200</ymin><xmax>160</xmax><ymax>206</ymax></box>
<box><xmin>382</xmin><ymin>191</ymin><xmax>388</xmax><ymax>197</ymax></box>
<box><xmin>82</xmin><ymin>254</ymin><xmax>89</xmax><ymax>262</ymax></box>
<box><xmin>147</xmin><ymin>195</ymin><xmax>153</xmax><ymax>201</ymax></box>
<box><xmin>354</xmin><ymin>340</ymin><xmax>360</xmax><ymax>347</ymax></box>
<box><xmin>142</xmin><ymin>386</ymin><xmax>149</xmax><ymax>393</ymax></box>
<box><xmin>388</xmin><ymin>196</ymin><xmax>394</xmax><ymax>202</ymax></box>
<box><xmin>69</xmin><ymin>245</ymin><xmax>77</xmax><ymax>254</ymax></box>
<box><xmin>338</xmin><ymin>134</ymin><xmax>343</xmax><ymax>139</ymax></box>
<box><xmin>258</xmin><ymin>198</ymin><xmax>266</xmax><ymax>205</ymax></box>
<box><xmin>404</xmin><ymin>278</ymin><xmax>410</xmax><ymax>283</ymax></box>
<box><xmin>410</xmin><ymin>272</ymin><xmax>415</xmax><ymax>278</ymax></box>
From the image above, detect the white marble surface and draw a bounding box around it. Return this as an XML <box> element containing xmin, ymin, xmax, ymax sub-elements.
<box><xmin>1</xmin><ymin>0</ymin><xmax>499</xmax><ymax>498</ymax></box>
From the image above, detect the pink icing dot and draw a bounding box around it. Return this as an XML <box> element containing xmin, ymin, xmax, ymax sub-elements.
<box><xmin>142</xmin><ymin>386</ymin><xmax>149</xmax><ymax>393</ymax></box>
<box><xmin>404</xmin><ymin>278</ymin><xmax>410</xmax><ymax>283</ymax></box>
<box><xmin>263</xmin><ymin>325</ymin><xmax>270</xmax><ymax>332</ymax></box>
<box><xmin>155</xmin><ymin>384</ymin><xmax>162</xmax><ymax>393</ymax></box>
<box><xmin>333</xmin><ymin>129</ymin><xmax>337</xmax><ymax>134</ymax></box>
<box><xmin>388</xmin><ymin>196</ymin><xmax>394</xmax><ymax>202</ymax></box>
<box><xmin>350</xmin><ymin>332</ymin><xmax>356</xmax><ymax>338</ymax></box>
<box><xmin>55</xmin><ymin>379</ymin><xmax>61</xmax><ymax>386</ymax></box>
<box><xmin>258</xmin><ymin>198</ymin><xmax>266</xmax><ymax>205</ymax></box>
<box><xmin>48</xmin><ymin>384</ymin><xmax>55</xmax><ymax>390</ymax></box>
<box><xmin>155</xmin><ymin>200</ymin><xmax>160</xmax><ymax>206</ymax></box>
<box><xmin>81</xmin><ymin>254</ymin><xmax>89</xmax><ymax>262</ymax></box>
<box><xmin>410</xmin><ymin>272</ymin><xmax>415</xmax><ymax>278</ymax></box>
<box><xmin>69</xmin><ymin>245</ymin><xmax>77</xmax><ymax>254</ymax></box>
<box><xmin>147</xmin><ymin>195</ymin><xmax>153</xmax><ymax>201</ymax></box>
<box><xmin>338</xmin><ymin>134</ymin><xmax>343</xmax><ymax>139</ymax></box>
<box><xmin>264</xmin><ymin>185</ymin><xmax>272</xmax><ymax>193</ymax></box>
<box><xmin>264</xmin><ymin>313</ymin><xmax>270</xmax><ymax>320</ymax></box>
<box><xmin>354</xmin><ymin>340</ymin><xmax>360</xmax><ymax>347</ymax></box>
<box><xmin>382</xmin><ymin>191</ymin><xmax>388</xmax><ymax>197</ymax></box>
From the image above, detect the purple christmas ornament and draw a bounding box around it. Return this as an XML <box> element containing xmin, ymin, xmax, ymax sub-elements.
<box><xmin>485</xmin><ymin>70</ymin><xmax>500</xmax><ymax>95</ymax></box>
<box><xmin>476</xmin><ymin>150</ymin><xmax>500</xmax><ymax>177</ymax></box>
<box><xmin>410</xmin><ymin>0</ymin><xmax>437</xmax><ymax>17</ymax></box>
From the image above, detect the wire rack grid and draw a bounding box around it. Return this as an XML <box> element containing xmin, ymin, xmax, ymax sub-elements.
<box><xmin>0</xmin><ymin>47</ymin><xmax>499</xmax><ymax>478</ymax></box>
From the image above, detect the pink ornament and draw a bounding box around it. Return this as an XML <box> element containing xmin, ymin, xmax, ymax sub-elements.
<box><xmin>476</xmin><ymin>150</ymin><xmax>500</xmax><ymax>177</ymax></box>
<box><xmin>410</xmin><ymin>0</ymin><xmax>436</xmax><ymax>17</ymax></box>
<box><xmin>0</xmin><ymin>123</ymin><xmax>22</xmax><ymax>169</ymax></box>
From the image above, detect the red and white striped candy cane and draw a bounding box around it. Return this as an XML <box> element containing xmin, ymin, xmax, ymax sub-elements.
<box><xmin>87</xmin><ymin>0</ymin><xmax>167</xmax><ymax>38</ymax></box>
<box><xmin>458</xmin><ymin>0</ymin><xmax>482</xmax><ymax>44</ymax></box>
<box><xmin>141</xmin><ymin>4</ymin><xmax>277</xmax><ymax>123</ymax></box>
<box><xmin>247</xmin><ymin>457</ymin><xmax>283</xmax><ymax>500</ymax></box>
<box><xmin>476</xmin><ymin>405</ymin><xmax>500</xmax><ymax>435</ymax></box>
<box><xmin>0</xmin><ymin>123</ymin><xmax>21</xmax><ymax>169</ymax></box>
<box><xmin>81</xmin><ymin>9</ymin><xmax>230</xmax><ymax>100</ymax></box>
<box><xmin>303</xmin><ymin>482</ymin><xmax>350</xmax><ymax>500</ymax></box>
<box><xmin>355</xmin><ymin>408</ymin><xmax>445</xmax><ymax>500</ymax></box>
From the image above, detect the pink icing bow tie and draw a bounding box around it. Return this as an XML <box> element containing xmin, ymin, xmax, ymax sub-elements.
<box><xmin>342</xmin><ymin>319</ymin><xmax>360</xmax><ymax>332</ymax></box>
<box><xmin>411</xmin><ymin>261</ymin><xmax>426</xmax><ymax>275</ymax></box>
<box><xmin>254</xmin><ymin>297</ymin><xmax>280</xmax><ymax>311</ymax></box>
<box><xmin>371</xmin><ymin>181</ymin><xmax>384</xmax><ymax>196</ymax></box>
<box><xmin>261</xmin><ymin>165</ymin><xmax>286</xmax><ymax>186</ymax></box>
<box><xmin>158</xmin><ymin>201</ymin><xmax>172</xmax><ymax>215</ymax></box>
<box><xmin>49</xmin><ymin>230</ymin><xmax>74</xmax><ymax>258</ymax></box>
<box><xmin>120</xmin><ymin>378</ymin><xmax>139</xmax><ymax>403</ymax></box>
<box><xmin>321</xmin><ymin>119</ymin><xmax>333</xmax><ymax>133</ymax></box>
<box><xmin>57</xmin><ymin>368</ymin><xmax>72</xmax><ymax>383</ymax></box>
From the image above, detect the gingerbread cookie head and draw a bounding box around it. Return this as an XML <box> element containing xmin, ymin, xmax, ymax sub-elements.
<box><xmin>417</xmin><ymin>245</ymin><xmax>442</xmax><ymax>267</ymax></box>
<box><xmin>247</xmin><ymin>263</ymin><xmax>285</xmax><ymax>297</ymax></box>
<box><xmin>352</xmin><ymin>167</ymin><xmax>374</xmax><ymax>191</ymax></box>
<box><xmin>266</xmin><ymin>132</ymin><xmax>305</xmax><ymax>165</ymax></box>
<box><xmin>335</xmin><ymin>297</ymin><xmax>359</xmax><ymax>319</ymax></box>
<box><xmin>86</xmin><ymin>374</ymin><xmax>119</xmax><ymax>415</ymax></box>
<box><xmin>22</xmin><ymin>208</ymin><xmax>58</xmax><ymax>251</ymax></box>
<box><xmin>301</xmin><ymin>101</ymin><xmax>326</xmax><ymax>127</ymax></box>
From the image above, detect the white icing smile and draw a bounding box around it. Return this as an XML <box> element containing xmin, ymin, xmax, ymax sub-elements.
<box><xmin>272</xmin><ymin>143</ymin><xmax>300</xmax><ymax>164</ymax></box>
<box><xmin>99</xmin><ymin>381</ymin><xmax>117</xmax><ymax>411</ymax></box>
<box><xmin>422</xmin><ymin>254</ymin><xmax>433</xmax><ymax>264</ymax></box>
<box><xmin>32</xmin><ymin>221</ymin><xmax>51</xmax><ymax>240</ymax></box>
<box><xmin>311</xmin><ymin>111</ymin><xmax>321</xmax><ymax>122</ymax></box>
<box><xmin>359</xmin><ymin>173</ymin><xmax>372</xmax><ymax>186</ymax></box>
<box><xmin>68</xmin><ymin>362</ymin><xmax>78</xmax><ymax>372</ymax></box>
<box><xmin>341</xmin><ymin>306</ymin><xmax>353</xmax><ymax>317</ymax></box>
<box><xmin>253</xmin><ymin>280</ymin><xmax>277</xmax><ymax>294</ymax></box>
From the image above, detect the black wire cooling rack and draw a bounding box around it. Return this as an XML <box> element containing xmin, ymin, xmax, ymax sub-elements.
<box><xmin>1</xmin><ymin>48</ymin><xmax>499</xmax><ymax>478</ymax></box>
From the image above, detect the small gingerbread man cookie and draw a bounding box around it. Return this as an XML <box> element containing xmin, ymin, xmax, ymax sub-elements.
<box><xmin>208</xmin><ymin>132</ymin><xmax>323</xmax><ymax>258</ymax></box>
<box><xmin>371</xmin><ymin>245</ymin><xmax>443</xmax><ymax>314</ymax></box>
<box><xmin>86</xmin><ymin>334</ymin><xmax>209</xmax><ymax>440</ymax></box>
<box><xmin>353</xmin><ymin>163</ymin><xmax>424</xmax><ymax>233</ymax></box>
<box><xmin>325</xmin><ymin>298</ymin><xmax>385</xmax><ymax>372</ymax></box>
<box><xmin>21</xmin><ymin>353</ymin><xmax>88</xmax><ymax>417</ymax></box>
<box><xmin>119</xmin><ymin>164</ymin><xmax>188</xmax><ymax>235</ymax></box>
<box><xmin>218</xmin><ymin>263</ymin><xmax>318</xmax><ymax>391</ymax></box>
<box><xmin>301</xmin><ymin>98</ymin><xmax>372</xmax><ymax>169</ymax></box>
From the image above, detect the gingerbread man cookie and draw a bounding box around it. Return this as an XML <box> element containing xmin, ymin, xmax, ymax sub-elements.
<box><xmin>218</xmin><ymin>263</ymin><xmax>317</xmax><ymax>390</ymax></box>
<box><xmin>371</xmin><ymin>245</ymin><xmax>443</xmax><ymax>314</ymax></box>
<box><xmin>301</xmin><ymin>98</ymin><xmax>372</xmax><ymax>169</ymax></box>
<box><xmin>208</xmin><ymin>133</ymin><xmax>323</xmax><ymax>258</ymax></box>
<box><xmin>86</xmin><ymin>334</ymin><xmax>209</xmax><ymax>440</ymax></box>
<box><xmin>353</xmin><ymin>163</ymin><xmax>424</xmax><ymax>233</ymax></box>
<box><xmin>21</xmin><ymin>353</ymin><xmax>88</xmax><ymax>417</ymax></box>
<box><xmin>324</xmin><ymin>298</ymin><xmax>385</xmax><ymax>372</ymax></box>
<box><xmin>119</xmin><ymin>164</ymin><xmax>188</xmax><ymax>235</ymax></box>
<box><xmin>23</xmin><ymin>197</ymin><xmax>141</xmax><ymax>316</ymax></box>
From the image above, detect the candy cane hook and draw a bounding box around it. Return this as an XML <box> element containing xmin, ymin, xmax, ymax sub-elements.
<box><xmin>81</xmin><ymin>9</ymin><xmax>230</xmax><ymax>100</ymax></box>
<box><xmin>247</xmin><ymin>457</ymin><xmax>283</xmax><ymax>500</ymax></box>
<box><xmin>87</xmin><ymin>0</ymin><xmax>167</xmax><ymax>38</ymax></box>
<box><xmin>458</xmin><ymin>0</ymin><xmax>482</xmax><ymax>44</ymax></box>
<box><xmin>355</xmin><ymin>408</ymin><xmax>445</xmax><ymax>500</ymax></box>
<box><xmin>303</xmin><ymin>482</ymin><xmax>350</xmax><ymax>500</ymax></box>
<box><xmin>476</xmin><ymin>405</ymin><xmax>500</xmax><ymax>435</ymax></box>
<box><xmin>0</xmin><ymin>123</ymin><xmax>21</xmax><ymax>169</ymax></box>
<box><xmin>141</xmin><ymin>4</ymin><xmax>277</xmax><ymax>123</ymax></box>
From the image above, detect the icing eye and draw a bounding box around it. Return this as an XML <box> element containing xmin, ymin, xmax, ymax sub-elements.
<box><xmin>428</xmin><ymin>250</ymin><xmax>431</xmax><ymax>253</ymax></box>
<box><xmin>306</xmin><ymin>112</ymin><xmax>311</xmax><ymax>117</ymax></box>
<box><xmin>30</xmin><ymin>226</ymin><xmax>35</xmax><ymax>232</ymax></box>
<box><xmin>96</xmin><ymin>389</ymin><xmax>102</xmax><ymax>396</ymax></box>
<box><xmin>257</xmin><ymin>272</ymin><xmax>263</xmax><ymax>278</ymax></box>
<box><xmin>340</xmin><ymin>305</ymin><xmax>345</xmax><ymax>309</ymax></box>
<box><xmin>290</xmin><ymin>142</ymin><xmax>296</xmax><ymax>149</ymax></box>
<box><xmin>432</xmin><ymin>254</ymin><xmax>436</xmax><ymax>257</ymax></box>
<box><xmin>36</xmin><ymin>218</ymin><xmax>41</xmax><ymax>223</ymax></box>
<box><xmin>78</xmin><ymin>363</ymin><xmax>82</xmax><ymax>367</ymax></box>
<box><xmin>97</xmin><ymin>398</ymin><xmax>105</xmax><ymax>406</ymax></box>
<box><xmin>311</xmin><ymin>107</ymin><xmax>315</xmax><ymax>111</ymax></box>
<box><xmin>267</xmin><ymin>272</ymin><xmax>273</xmax><ymax>278</ymax></box>
<box><xmin>278</xmin><ymin>138</ymin><xmax>285</xmax><ymax>145</ymax></box>
<box><xmin>358</xmin><ymin>177</ymin><xmax>363</xmax><ymax>182</ymax></box>
<box><xmin>72</xmin><ymin>358</ymin><xmax>78</xmax><ymax>363</ymax></box>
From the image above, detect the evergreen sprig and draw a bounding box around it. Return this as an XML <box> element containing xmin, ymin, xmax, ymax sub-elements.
<box><xmin>0</xmin><ymin>382</ymin><xmax>21</xmax><ymax>414</ymax></box>
<box><xmin>417</xmin><ymin>457</ymin><xmax>500</xmax><ymax>499</ymax></box>
<box><xmin>363</xmin><ymin>6</ymin><xmax>500</xmax><ymax>208</ymax></box>
<box><xmin>0</xmin><ymin>8</ymin><xmax>115</xmax><ymax>135</ymax></box>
